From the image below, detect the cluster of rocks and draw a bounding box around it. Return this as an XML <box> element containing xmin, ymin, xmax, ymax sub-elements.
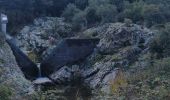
<box><xmin>31</xmin><ymin>22</ymin><xmax>155</xmax><ymax>94</ymax></box>
<box><xmin>75</xmin><ymin>22</ymin><xmax>154</xmax><ymax>93</ymax></box>
<box><xmin>14</xmin><ymin>18</ymin><xmax>155</xmax><ymax>96</ymax></box>
<box><xmin>81</xmin><ymin>23</ymin><xmax>154</xmax><ymax>55</ymax></box>
<box><xmin>16</xmin><ymin>17</ymin><xmax>73</xmax><ymax>60</ymax></box>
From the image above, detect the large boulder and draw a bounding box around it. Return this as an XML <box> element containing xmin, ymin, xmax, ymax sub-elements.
<box><xmin>40</xmin><ymin>38</ymin><xmax>100</xmax><ymax>76</ymax></box>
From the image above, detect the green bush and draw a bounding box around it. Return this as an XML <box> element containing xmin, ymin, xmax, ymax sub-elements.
<box><xmin>118</xmin><ymin>57</ymin><xmax>170</xmax><ymax>99</ymax></box>
<box><xmin>149</xmin><ymin>23</ymin><xmax>170</xmax><ymax>58</ymax></box>
<box><xmin>62</xmin><ymin>4</ymin><xmax>81</xmax><ymax>22</ymax></box>
<box><xmin>0</xmin><ymin>85</ymin><xmax>13</xmax><ymax>100</ymax></box>
<box><xmin>122</xmin><ymin>1</ymin><xmax>167</xmax><ymax>26</ymax></box>
<box><xmin>123</xmin><ymin>1</ymin><xmax>144</xmax><ymax>23</ymax></box>
<box><xmin>85</xmin><ymin>7</ymin><xmax>101</xmax><ymax>25</ymax></box>
<box><xmin>74</xmin><ymin>0</ymin><xmax>88</xmax><ymax>10</ymax></box>
<box><xmin>142</xmin><ymin>4</ymin><xmax>165</xmax><ymax>27</ymax></box>
<box><xmin>72</xmin><ymin>11</ymin><xmax>87</xmax><ymax>31</ymax></box>
<box><xmin>96</xmin><ymin>4</ymin><xmax>118</xmax><ymax>23</ymax></box>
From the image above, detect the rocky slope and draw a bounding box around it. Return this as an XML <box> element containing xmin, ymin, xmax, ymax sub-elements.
<box><xmin>80</xmin><ymin>23</ymin><xmax>154</xmax><ymax>93</ymax></box>
<box><xmin>0</xmin><ymin>34</ymin><xmax>32</xmax><ymax>99</ymax></box>
<box><xmin>16</xmin><ymin>17</ymin><xmax>73</xmax><ymax>61</ymax></box>
<box><xmin>15</xmin><ymin>17</ymin><xmax>155</xmax><ymax>97</ymax></box>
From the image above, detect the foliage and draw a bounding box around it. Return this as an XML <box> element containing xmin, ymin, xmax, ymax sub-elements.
<box><xmin>96</xmin><ymin>4</ymin><xmax>118</xmax><ymax>23</ymax></box>
<box><xmin>62</xmin><ymin>4</ymin><xmax>81</xmax><ymax>22</ymax></box>
<box><xmin>149</xmin><ymin>23</ymin><xmax>170</xmax><ymax>58</ymax></box>
<box><xmin>0</xmin><ymin>0</ymin><xmax>169</xmax><ymax>34</ymax></box>
<box><xmin>27</xmin><ymin>51</ymin><xmax>39</xmax><ymax>63</ymax></box>
<box><xmin>0</xmin><ymin>85</ymin><xmax>13</xmax><ymax>100</ymax></box>
<box><xmin>118</xmin><ymin>57</ymin><xmax>170</xmax><ymax>99</ymax></box>
<box><xmin>74</xmin><ymin>0</ymin><xmax>88</xmax><ymax>10</ymax></box>
<box><xmin>123</xmin><ymin>0</ymin><xmax>144</xmax><ymax>23</ymax></box>
<box><xmin>72</xmin><ymin>11</ymin><xmax>87</xmax><ymax>31</ymax></box>
<box><xmin>110</xmin><ymin>70</ymin><xmax>127</xmax><ymax>94</ymax></box>
<box><xmin>85</xmin><ymin>7</ymin><xmax>101</xmax><ymax>26</ymax></box>
<box><xmin>61</xmin><ymin>0</ymin><xmax>170</xmax><ymax>31</ymax></box>
<box><xmin>124</xmin><ymin>18</ymin><xmax>133</xmax><ymax>27</ymax></box>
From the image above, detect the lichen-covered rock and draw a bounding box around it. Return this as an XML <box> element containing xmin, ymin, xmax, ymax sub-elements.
<box><xmin>81</xmin><ymin>23</ymin><xmax>154</xmax><ymax>54</ymax></box>
<box><xmin>78</xmin><ymin>23</ymin><xmax>155</xmax><ymax>94</ymax></box>
<box><xmin>0</xmin><ymin>41</ymin><xmax>32</xmax><ymax>99</ymax></box>
<box><xmin>50</xmin><ymin>66</ymin><xmax>72</xmax><ymax>84</ymax></box>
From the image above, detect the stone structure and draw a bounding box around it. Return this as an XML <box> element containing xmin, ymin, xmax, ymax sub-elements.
<box><xmin>0</xmin><ymin>13</ymin><xmax>8</xmax><ymax>34</ymax></box>
<box><xmin>7</xmin><ymin>37</ymin><xmax>99</xmax><ymax>80</ymax></box>
<box><xmin>40</xmin><ymin>38</ymin><xmax>100</xmax><ymax>76</ymax></box>
<box><xmin>0</xmin><ymin>14</ymin><xmax>8</xmax><ymax>44</ymax></box>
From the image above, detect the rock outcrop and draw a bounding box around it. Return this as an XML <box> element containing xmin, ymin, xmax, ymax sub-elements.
<box><xmin>16</xmin><ymin>19</ymin><xmax>155</xmax><ymax>95</ymax></box>
<box><xmin>80</xmin><ymin>23</ymin><xmax>154</xmax><ymax>55</ymax></box>
<box><xmin>16</xmin><ymin>17</ymin><xmax>73</xmax><ymax>60</ymax></box>
<box><xmin>77</xmin><ymin>23</ymin><xmax>154</xmax><ymax>93</ymax></box>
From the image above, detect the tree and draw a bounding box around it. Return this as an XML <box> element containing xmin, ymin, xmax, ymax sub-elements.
<box><xmin>62</xmin><ymin>4</ymin><xmax>81</xmax><ymax>22</ymax></box>
<box><xmin>123</xmin><ymin>1</ymin><xmax>144</xmax><ymax>23</ymax></box>
<box><xmin>85</xmin><ymin>7</ymin><xmax>101</xmax><ymax>26</ymax></box>
<box><xmin>96</xmin><ymin>4</ymin><xmax>118</xmax><ymax>23</ymax></box>
<box><xmin>74</xmin><ymin>0</ymin><xmax>88</xmax><ymax>10</ymax></box>
<box><xmin>143</xmin><ymin>4</ymin><xmax>165</xmax><ymax>27</ymax></box>
<box><xmin>72</xmin><ymin>11</ymin><xmax>87</xmax><ymax>31</ymax></box>
<box><xmin>150</xmin><ymin>23</ymin><xmax>170</xmax><ymax>58</ymax></box>
<box><xmin>109</xmin><ymin>0</ymin><xmax>125</xmax><ymax>12</ymax></box>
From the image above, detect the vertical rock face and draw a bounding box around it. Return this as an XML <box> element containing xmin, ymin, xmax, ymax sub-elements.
<box><xmin>6</xmin><ymin>39</ymin><xmax>39</xmax><ymax>80</ymax></box>
<box><xmin>0</xmin><ymin>41</ymin><xmax>32</xmax><ymax>98</ymax></box>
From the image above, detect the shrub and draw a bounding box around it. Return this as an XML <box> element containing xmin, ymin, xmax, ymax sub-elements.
<box><xmin>85</xmin><ymin>7</ymin><xmax>101</xmax><ymax>26</ymax></box>
<box><xmin>0</xmin><ymin>85</ymin><xmax>13</xmax><ymax>100</ymax></box>
<box><xmin>124</xmin><ymin>18</ymin><xmax>133</xmax><ymax>27</ymax></box>
<box><xmin>123</xmin><ymin>1</ymin><xmax>167</xmax><ymax>27</ymax></box>
<box><xmin>109</xmin><ymin>0</ymin><xmax>125</xmax><ymax>11</ymax></box>
<box><xmin>149</xmin><ymin>23</ymin><xmax>170</xmax><ymax>58</ymax></box>
<box><xmin>118</xmin><ymin>57</ymin><xmax>170</xmax><ymax>99</ymax></box>
<box><xmin>110</xmin><ymin>70</ymin><xmax>127</xmax><ymax>94</ymax></box>
<box><xmin>142</xmin><ymin>4</ymin><xmax>165</xmax><ymax>27</ymax></box>
<box><xmin>72</xmin><ymin>11</ymin><xmax>87</xmax><ymax>31</ymax></box>
<box><xmin>96</xmin><ymin>4</ymin><xmax>118</xmax><ymax>23</ymax></box>
<box><xmin>123</xmin><ymin>1</ymin><xmax>144</xmax><ymax>23</ymax></box>
<box><xmin>62</xmin><ymin>4</ymin><xmax>81</xmax><ymax>22</ymax></box>
<box><xmin>74</xmin><ymin>0</ymin><xmax>88</xmax><ymax>10</ymax></box>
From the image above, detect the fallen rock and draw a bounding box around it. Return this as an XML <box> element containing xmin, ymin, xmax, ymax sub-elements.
<box><xmin>50</xmin><ymin>66</ymin><xmax>72</xmax><ymax>85</ymax></box>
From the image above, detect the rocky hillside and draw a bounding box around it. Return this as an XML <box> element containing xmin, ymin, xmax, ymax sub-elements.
<box><xmin>0</xmin><ymin>34</ymin><xmax>32</xmax><ymax>99</ymax></box>
<box><xmin>16</xmin><ymin>17</ymin><xmax>73</xmax><ymax>61</ymax></box>
<box><xmin>80</xmin><ymin>22</ymin><xmax>154</xmax><ymax>93</ymax></box>
<box><xmin>15</xmin><ymin>17</ymin><xmax>158</xmax><ymax>99</ymax></box>
<box><xmin>1</xmin><ymin>16</ymin><xmax>170</xmax><ymax>99</ymax></box>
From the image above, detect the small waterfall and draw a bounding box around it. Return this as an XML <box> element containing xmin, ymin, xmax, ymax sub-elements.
<box><xmin>36</xmin><ymin>63</ymin><xmax>42</xmax><ymax>92</ymax></box>
<box><xmin>37</xmin><ymin>63</ymin><xmax>41</xmax><ymax>78</ymax></box>
<box><xmin>33</xmin><ymin>63</ymin><xmax>52</xmax><ymax>91</ymax></box>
